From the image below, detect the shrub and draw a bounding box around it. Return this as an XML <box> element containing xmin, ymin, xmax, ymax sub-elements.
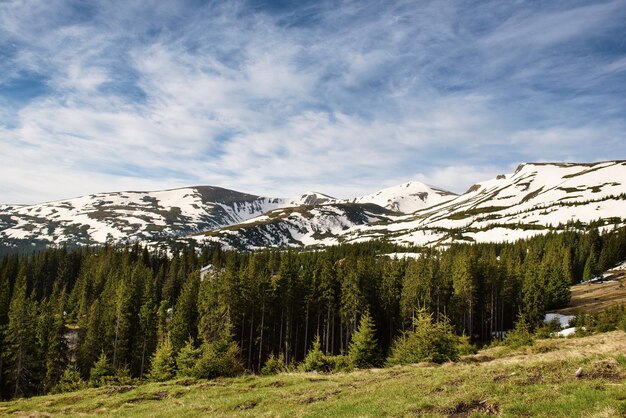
<box><xmin>193</xmin><ymin>338</ymin><xmax>244</xmax><ymax>379</ymax></box>
<box><xmin>176</xmin><ymin>339</ymin><xmax>201</xmax><ymax>377</ymax></box>
<box><xmin>149</xmin><ymin>337</ymin><xmax>176</xmax><ymax>382</ymax></box>
<box><xmin>386</xmin><ymin>310</ymin><xmax>460</xmax><ymax>366</ymax></box>
<box><xmin>326</xmin><ymin>355</ymin><xmax>353</xmax><ymax>373</ymax></box>
<box><xmin>89</xmin><ymin>352</ymin><xmax>114</xmax><ymax>387</ymax></box>
<box><xmin>261</xmin><ymin>353</ymin><xmax>287</xmax><ymax>375</ymax></box>
<box><xmin>504</xmin><ymin>316</ymin><xmax>534</xmax><ymax>349</ymax></box>
<box><xmin>457</xmin><ymin>335</ymin><xmax>477</xmax><ymax>355</ymax></box>
<box><xmin>303</xmin><ymin>335</ymin><xmax>331</xmax><ymax>372</ymax></box>
<box><xmin>534</xmin><ymin>319</ymin><xmax>562</xmax><ymax>339</ymax></box>
<box><xmin>53</xmin><ymin>367</ymin><xmax>86</xmax><ymax>394</ymax></box>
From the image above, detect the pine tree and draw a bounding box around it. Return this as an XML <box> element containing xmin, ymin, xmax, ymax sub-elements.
<box><xmin>43</xmin><ymin>290</ymin><xmax>69</xmax><ymax>392</ymax></box>
<box><xmin>3</xmin><ymin>275</ymin><xmax>38</xmax><ymax>397</ymax></box>
<box><xmin>169</xmin><ymin>273</ymin><xmax>200</xmax><ymax>353</ymax></box>
<box><xmin>89</xmin><ymin>352</ymin><xmax>113</xmax><ymax>387</ymax></box>
<box><xmin>348</xmin><ymin>310</ymin><xmax>379</xmax><ymax>368</ymax></box>
<box><xmin>175</xmin><ymin>339</ymin><xmax>201</xmax><ymax>377</ymax></box>
<box><xmin>149</xmin><ymin>337</ymin><xmax>175</xmax><ymax>382</ymax></box>
<box><xmin>136</xmin><ymin>270</ymin><xmax>157</xmax><ymax>379</ymax></box>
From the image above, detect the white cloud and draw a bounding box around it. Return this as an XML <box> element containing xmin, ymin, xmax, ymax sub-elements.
<box><xmin>0</xmin><ymin>0</ymin><xmax>625</xmax><ymax>204</ymax></box>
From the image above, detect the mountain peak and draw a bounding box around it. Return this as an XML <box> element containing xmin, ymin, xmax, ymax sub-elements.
<box><xmin>346</xmin><ymin>181</ymin><xmax>457</xmax><ymax>214</ymax></box>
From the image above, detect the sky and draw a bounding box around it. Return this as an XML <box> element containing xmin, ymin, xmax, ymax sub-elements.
<box><xmin>1</xmin><ymin>0</ymin><xmax>625</xmax><ymax>204</ymax></box>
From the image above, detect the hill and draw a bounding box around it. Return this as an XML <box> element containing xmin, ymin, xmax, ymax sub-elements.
<box><xmin>2</xmin><ymin>331</ymin><xmax>625</xmax><ymax>417</ymax></box>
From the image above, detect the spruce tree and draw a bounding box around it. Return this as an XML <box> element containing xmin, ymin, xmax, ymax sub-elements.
<box><xmin>169</xmin><ymin>273</ymin><xmax>200</xmax><ymax>353</ymax></box>
<box><xmin>175</xmin><ymin>339</ymin><xmax>201</xmax><ymax>377</ymax></box>
<box><xmin>89</xmin><ymin>352</ymin><xmax>113</xmax><ymax>387</ymax></box>
<box><xmin>3</xmin><ymin>275</ymin><xmax>38</xmax><ymax>397</ymax></box>
<box><xmin>348</xmin><ymin>310</ymin><xmax>379</xmax><ymax>368</ymax></box>
<box><xmin>149</xmin><ymin>337</ymin><xmax>175</xmax><ymax>382</ymax></box>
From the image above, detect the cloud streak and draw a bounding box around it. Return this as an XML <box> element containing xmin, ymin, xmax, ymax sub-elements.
<box><xmin>0</xmin><ymin>0</ymin><xmax>625</xmax><ymax>204</ymax></box>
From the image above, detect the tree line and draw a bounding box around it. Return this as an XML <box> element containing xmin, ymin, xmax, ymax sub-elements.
<box><xmin>0</xmin><ymin>225</ymin><xmax>625</xmax><ymax>399</ymax></box>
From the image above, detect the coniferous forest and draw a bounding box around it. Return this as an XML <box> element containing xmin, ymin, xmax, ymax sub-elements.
<box><xmin>0</xmin><ymin>225</ymin><xmax>625</xmax><ymax>399</ymax></box>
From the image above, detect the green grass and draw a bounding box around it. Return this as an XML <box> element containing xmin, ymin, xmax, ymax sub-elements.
<box><xmin>2</xmin><ymin>332</ymin><xmax>626</xmax><ymax>417</ymax></box>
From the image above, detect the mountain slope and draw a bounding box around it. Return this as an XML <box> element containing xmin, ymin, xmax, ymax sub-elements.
<box><xmin>0</xmin><ymin>186</ymin><xmax>288</xmax><ymax>246</ymax></box>
<box><xmin>347</xmin><ymin>161</ymin><xmax>626</xmax><ymax>246</ymax></box>
<box><xmin>345</xmin><ymin>181</ymin><xmax>457</xmax><ymax>213</ymax></box>
<box><xmin>2</xmin><ymin>161</ymin><xmax>624</xmax><ymax>250</ymax></box>
<box><xmin>196</xmin><ymin>203</ymin><xmax>396</xmax><ymax>250</ymax></box>
<box><xmin>198</xmin><ymin>161</ymin><xmax>626</xmax><ymax>249</ymax></box>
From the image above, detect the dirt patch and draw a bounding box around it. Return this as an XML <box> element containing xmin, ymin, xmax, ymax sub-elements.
<box><xmin>176</xmin><ymin>379</ymin><xmax>198</xmax><ymax>387</ymax></box>
<box><xmin>580</xmin><ymin>358</ymin><xmax>625</xmax><ymax>381</ymax></box>
<box><xmin>445</xmin><ymin>399</ymin><xmax>500</xmax><ymax>417</ymax></box>
<box><xmin>299</xmin><ymin>389</ymin><xmax>342</xmax><ymax>404</ymax></box>
<box><xmin>234</xmin><ymin>399</ymin><xmax>258</xmax><ymax>410</ymax></box>
<box><xmin>264</xmin><ymin>380</ymin><xmax>285</xmax><ymax>387</ymax></box>
<box><xmin>126</xmin><ymin>391</ymin><xmax>170</xmax><ymax>403</ymax></box>
<box><xmin>102</xmin><ymin>385</ymin><xmax>136</xmax><ymax>394</ymax></box>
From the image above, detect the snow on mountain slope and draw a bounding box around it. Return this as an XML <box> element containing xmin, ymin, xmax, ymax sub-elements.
<box><xmin>0</xmin><ymin>179</ymin><xmax>452</xmax><ymax>248</ymax></box>
<box><xmin>194</xmin><ymin>203</ymin><xmax>396</xmax><ymax>250</ymax></box>
<box><xmin>3</xmin><ymin>161</ymin><xmax>625</xmax><ymax>250</ymax></box>
<box><xmin>287</xmin><ymin>191</ymin><xmax>336</xmax><ymax>206</ymax></box>
<box><xmin>345</xmin><ymin>161</ymin><xmax>626</xmax><ymax>246</ymax></box>
<box><xmin>344</xmin><ymin>181</ymin><xmax>457</xmax><ymax>213</ymax></box>
<box><xmin>0</xmin><ymin>186</ymin><xmax>289</xmax><ymax>246</ymax></box>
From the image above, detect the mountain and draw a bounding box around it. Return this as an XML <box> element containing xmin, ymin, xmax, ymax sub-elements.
<box><xmin>344</xmin><ymin>181</ymin><xmax>457</xmax><ymax>213</ymax></box>
<box><xmin>1</xmin><ymin>161</ymin><xmax>624</xmax><ymax>251</ymax></box>
<box><xmin>190</xmin><ymin>161</ymin><xmax>626</xmax><ymax>249</ymax></box>
<box><xmin>0</xmin><ymin>186</ymin><xmax>288</xmax><ymax>247</ymax></box>
<box><xmin>344</xmin><ymin>161</ymin><xmax>626</xmax><ymax>246</ymax></box>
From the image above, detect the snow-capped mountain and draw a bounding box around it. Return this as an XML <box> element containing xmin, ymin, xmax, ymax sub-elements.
<box><xmin>1</xmin><ymin>161</ymin><xmax>624</xmax><ymax>251</ymax></box>
<box><xmin>189</xmin><ymin>161</ymin><xmax>626</xmax><ymax>249</ymax></box>
<box><xmin>345</xmin><ymin>161</ymin><xmax>626</xmax><ymax>246</ymax></box>
<box><xmin>198</xmin><ymin>203</ymin><xmax>396</xmax><ymax>250</ymax></box>
<box><xmin>0</xmin><ymin>186</ymin><xmax>289</xmax><ymax>246</ymax></box>
<box><xmin>344</xmin><ymin>181</ymin><xmax>457</xmax><ymax>213</ymax></box>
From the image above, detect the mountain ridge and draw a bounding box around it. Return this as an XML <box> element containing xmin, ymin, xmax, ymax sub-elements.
<box><xmin>1</xmin><ymin>161</ymin><xmax>624</xmax><ymax>251</ymax></box>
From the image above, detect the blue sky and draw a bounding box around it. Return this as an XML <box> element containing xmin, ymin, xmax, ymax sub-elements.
<box><xmin>1</xmin><ymin>0</ymin><xmax>625</xmax><ymax>204</ymax></box>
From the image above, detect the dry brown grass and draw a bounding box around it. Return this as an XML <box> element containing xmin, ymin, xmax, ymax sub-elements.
<box><xmin>472</xmin><ymin>330</ymin><xmax>626</xmax><ymax>366</ymax></box>
<box><xmin>556</xmin><ymin>270</ymin><xmax>626</xmax><ymax>315</ymax></box>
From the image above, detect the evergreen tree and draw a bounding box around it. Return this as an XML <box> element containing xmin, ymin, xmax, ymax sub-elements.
<box><xmin>149</xmin><ymin>337</ymin><xmax>175</xmax><ymax>382</ymax></box>
<box><xmin>3</xmin><ymin>275</ymin><xmax>38</xmax><ymax>397</ymax></box>
<box><xmin>348</xmin><ymin>310</ymin><xmax>379</xmax><ymax>368</ymax></box>
<box><xmin>169</xmin><ymin>273</ymin><xmax>200</xmax><ymax>353</ymax></box>
<box><xmin>175</xmin><ymin>339</ymin><xmax>201</xmax><ymax>377</ymax></box>
<box><xmin>43</xmin><ymin>290</ymin><xmax>68</xmax><ymax>392</ymax></box>
<box><xmin>89</xmin><ymin>352</ymin><xmax>113</xmax><ymax>387</ymax></box>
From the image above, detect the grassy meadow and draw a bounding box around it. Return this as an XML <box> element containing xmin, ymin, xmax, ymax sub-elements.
<box><xmin>1</xmin><ymin>331</ymin><xmax>625</xmax><ymax>417</ymax></box>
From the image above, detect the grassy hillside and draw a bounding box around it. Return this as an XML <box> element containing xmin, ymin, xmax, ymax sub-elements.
<box><xmin>2</xmin><ymin>332</ymin><xmax>625</xmax><ymax>417</ymax></box>
<box><xmin>555</xmin><ymin>269</ymin><xmax>626</xmax><ymax>315</ymax></box>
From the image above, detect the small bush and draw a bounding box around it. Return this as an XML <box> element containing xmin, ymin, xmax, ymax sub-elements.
<box><xmin>261</xmin><ymin>353</ymin><xmax>288</xmax><ymax>375</ymax></box>
<box><xmin>176</xmin><ymin>339</ymin><xmax>201</xmax><ymax>377</ymax></box>
<box><xmin>149</xmin><ymin>338</ymin><xmax>176</xmax><ymax>382</ymax></box>
<box><xmin>303</xmin><ymin>335</ymin><xmax>332</xmax><ymax>372</ymax></box>
<box><xmin>457</xmin><ymin>335</ymin><xmax>477</xmax><ymax>355</ymax></box>
<box><xmin>504</xmin><ymin>317</ymin><xmax>534</xmax><ymax>349</ymax></box>
<box><xmin>89</xmin><ymin>352</ymin><xmax>114</xmax><ymax>387</ymax></box>
<box><xmin>348</xmin><ymin>310</ymin><xmax>380</xmax><ymax>368</ymax></box>
<box><xmin>386</xmin><ymin>310</ymin><xmax>460</xmax><ymax>366</ymax></box>
<box><xmin>193</xmin><ymin>338</ymin><xmax>244</xmax><ymax>379</ymax></box>
<box><xmin>326</xmin><ymin>355</ymin><xmax>353</xmax><ymax>373</ymax></box>
<box><xmin>534</xmin><ymin>319</ymin><xmax>562</xmax><ymax>339</ymax></box>
<box><xmin>53</xmin><ymin>367</ymin><xmax>86</xmax><ymax>394</ymax></box>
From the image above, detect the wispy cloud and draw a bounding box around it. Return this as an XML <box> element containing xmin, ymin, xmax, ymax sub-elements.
<box><xmin>0</xmin><ymin>0</ymin><xmax>625</xmax><ymax>204</ymax></box>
